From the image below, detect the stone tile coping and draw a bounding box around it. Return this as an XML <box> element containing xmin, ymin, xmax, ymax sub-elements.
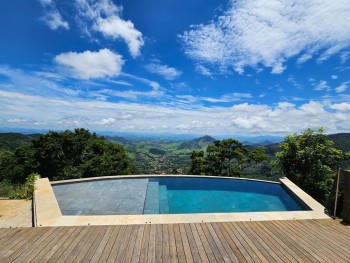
<box><xmin>33</xmin><ymin>175</ymin><xmax>330</xmax><ymax>227</ymax></box>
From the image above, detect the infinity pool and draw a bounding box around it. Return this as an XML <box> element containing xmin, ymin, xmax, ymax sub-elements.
<box><xmin>52</xmin><ymin>177</ymin><xmax>309</xmax><ymax>216</ymax></box>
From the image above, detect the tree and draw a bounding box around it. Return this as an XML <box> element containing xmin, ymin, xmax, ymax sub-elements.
<box><xmin>189</xmin><ymin>139</ymin><xmax>268</xmax><ymax>177</ymax></box>
<box><xmin>275</xmin><ymin>128</ymin><xmax>349</xmax><ymax>204</ymax></box>
<box><xmin>189</xmin><ymin>150</ymin><xmax>205</xmax><ymax>175</ymax></box>
<box><xmin>1</xmin><ymin>129</ymin><xmax>134</xmax><ymax>183</ymax></box>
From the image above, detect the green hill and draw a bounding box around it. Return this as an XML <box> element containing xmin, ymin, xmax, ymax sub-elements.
<box><xmin>0</xmin><ymin>133</ymin><xmax>41</xmax><ymax>151</ymax></box>
<box><xmin>177</xmin><ymin>135</ymin><xmax>216</xmax><ymax>150</ymax></box>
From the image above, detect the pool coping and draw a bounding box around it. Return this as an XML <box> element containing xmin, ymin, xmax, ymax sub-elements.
<box><xmin>33</xmin><ymin>175</ymin><xmax>330</xmax><ymax>227</ymax></box>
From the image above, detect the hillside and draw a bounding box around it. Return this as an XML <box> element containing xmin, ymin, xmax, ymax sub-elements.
<box><xmin>0</xmin><ymin>133</ymin><xmax>41</xmax><ymax>151</ymax></box>
<box><xmin>328</xmin><ymin>133</ymin><xmax>350</xmax><ymax>152</ymax></box>
<box><xmin>177</xmin><ymin>135</ymin><xmax>216</xmax><ymax>150</ymax></box>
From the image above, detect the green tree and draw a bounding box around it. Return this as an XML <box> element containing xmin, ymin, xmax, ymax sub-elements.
<box><xmin>189</xmin><ymin>150</ymin><xmax>205</xmax><ymax>175</ymax></box>
<box><xmin>0</xmin><ymin>128</ymin><xmax>133</xmax><ymax>183</ymax></box>
<box><xmin>189</xmin><ymin>139</ymin><xmax>268</xmax><ymax>177</ymax></box>
<box><xmin>275</xmin><ymin>128</ymin><xmax>349</xmax><ymax>204</ymax></box>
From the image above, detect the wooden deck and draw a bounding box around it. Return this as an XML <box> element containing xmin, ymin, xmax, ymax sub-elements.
<box><xmin>1</xmin><ymin>219</ymin><xmax>350</xmax><ymax>262</ymax></box>
<box><xmin>0</xmin><ymin>200</ymin><xmax>32</xmax><ymax>228</ymax></box>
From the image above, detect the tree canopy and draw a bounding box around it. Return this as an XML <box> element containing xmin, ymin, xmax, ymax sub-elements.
<box><xmin>275</xmin><ymin>128</ymin><xmax>350</xmax><ymax>204</ymax></box>
<box><xmin>189</xmin><ymin>139</ymin><xmax>268</xmax><ymax>177</ymax></box>
<box><xmin>0</xmin><ymin>129</ymin><xmax>133</xmax><ymax>183</ymax></box>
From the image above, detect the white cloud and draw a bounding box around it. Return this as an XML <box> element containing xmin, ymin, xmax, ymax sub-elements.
<box><xmin>2</xmin><ymin>89</ymin><xmax>350</xmax><ymax>135</ymax></box>
<box><xmin>76</xmin><ymin>0</ymin><xmax>143</xmax><ymax>57</ymax></box>
<box><xmin>38</xmin><ymin>0</ymin><xmax>69</xmax><ymax>30</ymax></box>
<box><xmin>195</xmin><ymin>64</ymin><xmax>213</xmax><ymax>77</ymax></box>
<box><xmin>335</xmin><ymin>83</ymin><xmax>348</xmax><ymax>93</ymax></box>
<box><xmin>55</xmin><ymin>49</ymin><xmax>124</xmax><ymax>79</ymax></box>
<box><xmin>314</xmin><ymin>80</ymin><xmax>331</xmax><ymax>92</ymax></box>
<box><xmin>98</xmin><ymin>118</ymin><xmax>116</xmax><ymax>126</ymax></box>
<box><xmin>340</xmin><ymin>51</ymin><xmax>350</xmax><ymax>64</ymax></box>
<box><xmin>329</xmin><ymin>102</ymin><xmax>350</xmax><ymax>112</ymax></box>
<box><xmin>177</xmin><ymin>93</ymin><xmax>252</xmax><ymax>104</ymax></box>
<box><xmin>180</xmin><ymin>0</ymin><xmax>350</xmax><ymax>74</ymax></box>
<box><xmin>331</xmin><ymin>75</ymin><xmax>338</xmax><ymax>80</ymax></box>
<box><xmin>145</xmin><ymin>62</ymin><xmax>182</xmax><ymax>80</ymax></box>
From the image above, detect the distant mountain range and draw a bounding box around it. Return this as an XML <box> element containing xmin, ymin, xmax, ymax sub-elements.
<box><xmin>1</xmin><ymin>132</ymin><xmax>349</xmax><ymax>153</ymax></box>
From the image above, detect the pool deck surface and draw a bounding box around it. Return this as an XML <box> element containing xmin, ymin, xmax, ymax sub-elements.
<box><xmin>1</xmin><ymin>219</ymin><xmax>350</xmax><ymax>262</ymax></box>
<box><xmin>0</xmin><ymin>200</ymin><xmax>32</xmax><ymax>228</ymax></box>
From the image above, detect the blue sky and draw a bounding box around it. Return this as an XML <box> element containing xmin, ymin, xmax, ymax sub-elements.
<box><xmin>0</xmin><ymin>0</ymin><xmax>350</xmax><ymax>136</ymax></box>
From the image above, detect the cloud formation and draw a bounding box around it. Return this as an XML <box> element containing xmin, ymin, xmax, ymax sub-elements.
<box><xmin>180</xmin><ymin>0</ymin><xmax>350</xmax><ymax>74</ymax></box>
<box><xmin>145</xmin><ymin>61</ymin><xmax>182</xmax><ymax>80</ymax></box>
<box><xmin>55</xmin><ymin>49</ymin><xmax>124</xmax><ymax>79</ymax></box>
<box><xmin>75</xmin><ymin>0</ymin><xmax>144</xmax><ymax>57</ymax></box>
<box><xmin>38</xmin><ymin>0</ymin><xmax>69</xmax><ymax>30</ymax></box>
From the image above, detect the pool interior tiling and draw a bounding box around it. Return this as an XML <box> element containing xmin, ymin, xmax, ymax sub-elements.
<box><xmin>52</xmin><ymin>179</ymin><xmax>148</xmax><ymax>215</ymax></box>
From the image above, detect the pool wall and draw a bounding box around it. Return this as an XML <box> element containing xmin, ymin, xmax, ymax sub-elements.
<box><xmin>33</xmin><ymin>175</ymin><xmax>329</xmax><ymax>227</ymax></box>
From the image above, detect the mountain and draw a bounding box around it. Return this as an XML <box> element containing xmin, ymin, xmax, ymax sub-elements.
<box><xmin>177</xmin><ymin>135</ymin><xmax>216</xmax><ymax>150</ymax></box>
<box><xmin>328</xmin><ymin>133</ymin><xmax>350</xmax><ymax>152</ymax></box>
<box><xmin>0</xmin><ymin>133</ymin><xmax>41</xmax><ymax>151</ymax></box>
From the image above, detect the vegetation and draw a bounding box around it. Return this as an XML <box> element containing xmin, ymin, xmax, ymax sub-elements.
<box><xmin>275</xmin><ymin>128</ymin><xmax>350</xmax><ymax>205</ymax></box>
<box><xmin>189</xmin><ymin>139</ymin><xmax>268</xmax><ymax>177</ymax></box>
<box><xmin>0</xmin><ymin>129</ymin><xmax>133</xmax><ymax>187</ymax></box>
<box><xmin>0</xmin><ymin>173</ymin><xmax>38</xmax><ymax>199</ymax></box>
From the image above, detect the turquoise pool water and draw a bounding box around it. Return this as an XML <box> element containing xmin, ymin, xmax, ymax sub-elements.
<box><xmin>144</xmin><ymin>177</ymin><xmax>308</xmax><ymax>214</ymax></box>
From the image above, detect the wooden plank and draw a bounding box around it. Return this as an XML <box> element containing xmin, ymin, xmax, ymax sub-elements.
<box><xmin>206</xmin><ymin>223</ymin><xmax>239</xmax><ymax>263</ymax></box>
<box><xmin>81</xmin><ymin>226</ymin><xmax>113</xmax><ymax>262</ymax></box>
<box><xmin>122</xmin><ymin>225</ymin><xmax>139</xmax><ymax>263</ymax></box>
<box><xmin>212</xmin><ymin>222</ymin><xmax>247</xmax><ymax>263</ymax></box>
<box><xmin>183</xmin><ymin>223</ymin><xmax>202</xmax><ymax>263</ymax></box>
<box><xmin>179</xmin><ymin>223</ymin><xmax>194</xmax><ymax>263</ymax></box>
<box><xmin>162</xmin><ymin>224</ymin><xmax>170</xmax><ymax>262</ymax></box>
<box><xmin>105</xmin><ymin>225</ymin><xmax>127</xmax><ymax>262</ymax></box>
<box><xmin>270</xmin><ymin>221</ymin><xmax>326</xmax><ymax>263</ymax></box>
<box><xmin>277</xmin><ymin>220</ymin><xmax>341</xmax><ymax>262</ymax></box>
<box><xmin>228</xmin><ymin>222</ymin><xmax>268</xmax><ymax>263</ymax></box>
<box><xmin>194</xmin><ymin>223</ymin><xmax>217</xmax><ymax>263</ymax></box>
<box><xmin>139</xmin><ymin>224</ymin><xmax>151</xmax><ymax>263</ymax></box>
<box><xmin>130</xmin><ymin>225</ymin><xmax>145</xmax><ymax>263</ymax></box>
<box><xmin>173</xmin><ymin>224</ymin><xmax>187</xmax><ymax>263</ymax></box>
<box><xmin>98</xmin><ymin>226</ymin><xmax>122</xmax><ymax>262</ymax></box>
<box><xmin>220</xmin><ymin>222</ymin><xmax>254</xmax><ymax>263</ymax></box>
<box><xmin>154</xmin><ymin>224</ymin><xmax>163</xmax><ymax>263</ymax></box>
<box><xmin>64</xmin><ymin>226</ymin><xmax>99</xmax><ymax>262</ymax></box>
<box><xmin>0</xmin><ymin>228</ymin><xmax>27</xmax><ymax>246</ymax></box>
<box><xmin>1</xmin><ymin>227</ymin><xmax>39</xmax><ymax>258</ymax></box>
<box><xmin>78</xmin><ymin>226</ymin><xmax>109</xmax><ymax>262</ymax></box>
<box><xmin>146</xmin><ymin>224</ymin><xmax>156</xmax><ymax>263</ymax></box>
<box><xmin>114</xmin><ymin>225</ymin><xmax>134</xmax><ymax>262</ymax></box>
<box><xmin>75</xmin><ymin>226</ymin><xmax>108</xmax><ymax>263</ymax></box>
<box><xmin>51</xmin><ymin>226</ymin><xmax>91</xmax><ymax>263</ymax></box>
<box><xmin>237</xmin><ymin>221</ymin><xmax>280</xmax><ymax>263</ymax></box>
<box><xmin>261</xmin><ymin>221</ymin><xmax>314</xmax><ymax>263</ymax></box>
<box><xmin>38</xmin><ymin>226</ymin><xmax>78</xmax><ymax>262</ymax></box>
<box><xmin>13</xmin><ymin>227</ymin><xmax>63</xmax><ymax>263</ymax></box>
<box><xmin>189</xmin><ymin>223</ymin><xmax>210</xmax><ymax>263</ymax></box>
<box><xmin>167</xmin><ymin>223</ymin><xmax>178</xmax><ymax>263</ymax></box>
<box><xmin>1</xmin><ymin>227</ymin><xmax>47</xmax><ymax>262</ymax></box>
<box><xmin>200</xmin><ymin>223</ymin><xmax>226</xmax><ymax>262</ymax></box>
<box><xmin>252</xmin><ymin>221</ymin><xmax>297</xmax><ymax>263</ymax></box>
<box><xmin>283</xmin><ymin>220</ymin><xmax>349</xmax><ymax>262</ymax></box>
<box><xmin>311</xmin><ymin>219</ymin><xmax>350</xmax><ymax>239</ymax></box>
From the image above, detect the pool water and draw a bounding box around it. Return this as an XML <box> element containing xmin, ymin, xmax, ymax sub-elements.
<box><xmin>145</xmin><ymin>177</ymin><xmax>307</xmax><ymax>214</ymax></box>
<box><xmin>52</xmin><ymin>177</ymin><xmax>309</xmax><ymax>216</ymax></box>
